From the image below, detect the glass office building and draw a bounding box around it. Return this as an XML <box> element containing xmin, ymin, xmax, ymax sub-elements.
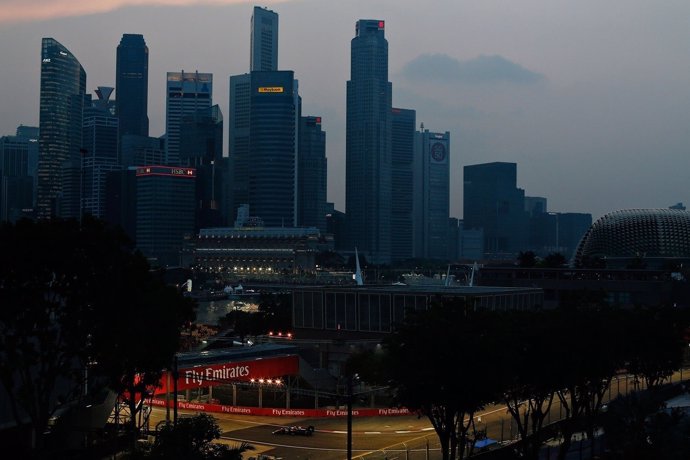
<box><xmin>346</xmin><ymin>19</ymin><xmax>393</xmax><ymax>264</ymax></box>
<box><xmin>37</xmin><ymin>38</ymin><xmax>86</xmax><ymax>219</ymax></box>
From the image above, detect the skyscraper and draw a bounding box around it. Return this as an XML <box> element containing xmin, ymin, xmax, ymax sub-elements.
<box><xmin>463</xmin><ymin>162</ymin><xmax>528</xmax><ymax>257</ymax></box>
<box><xmin>391</xmin><ymin>108</ymin><xmax>415</xmax><ymax>261</ymax></box>
<box><xmin>165</xmin><ymin>71</ymin><xmax>212</xmax><ymax>166</ymax></box>
<box><xmin>0</xmin><ymin>126</ymin><xmax>38</xmax><ymax>222</ymax></box>
<box><xmin>228</xmin><ymin>73</ymin><xmax>251</xmax><ymax>217</ymax></box>
<box><xmin>37</xmin><ymin>38</ymin><xmax>86</xmax><ymax>219</ymax></box>
<box><xmin>251</xmin><ymin>6</ymin><xmax>278</xmax><ymax>72</ymax></box>
<box><xmin>229</xmin><ymin>7</ymin><xmax>302</xmax><ymax>227</ymax></box>
<box><xmin>135</xmin><ymin>165</ymin><xmax>195</xmax><ymax>266</ymax></box>
<box><xmin>414</xmin><ymin>129</ymin><xmax>450</xmax><ymax>260</ymax></box>
<box><xmin>179</xmin><ymin>104</ymin><xmax>224</xmax><ymax>229</ymax></box>
<box><xmin>82</xmin><ymin>87</ymin><xmax>119</xmax><ymax>219</ymax></box>
<box><xmin>298</xmin><ymin>115</ymin><xmax>327</xmax><ymax>231</ymax></box>
<box><xmin>346</xmin><ymin>19</ymin><xmax>392</xmax><ymax>264</ymax></box>
<box><xmin>247</xmin><ymin>71</ymin><xmax>299</xmax><ymax>227</ymax></box>
<box><xmin>116</xmin><ymin>34</ymin><xmax>149</xmax><ymax>140</ymax></box>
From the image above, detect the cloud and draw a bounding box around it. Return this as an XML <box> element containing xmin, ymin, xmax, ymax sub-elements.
<box><xmin>400</xmin><ymin>53</ymin><xmax>545</xmax><ymax>85</ymax></box>
<box><xmin>0</xmin><ymin>0</ymin><xmax>282</xmax><ymax>24</ymax></box>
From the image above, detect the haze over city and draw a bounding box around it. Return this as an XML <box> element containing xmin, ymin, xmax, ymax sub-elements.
<box><xmin>1</xmin><ymin>0</ymin><xmax>688</xmax><ymax>220</ymax></box>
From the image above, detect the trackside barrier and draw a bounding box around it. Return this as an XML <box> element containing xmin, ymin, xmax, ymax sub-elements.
<box><xmin>149</xmin><ymin>398</ymin><xmax>411</xmax><ymax>417</ymax></box>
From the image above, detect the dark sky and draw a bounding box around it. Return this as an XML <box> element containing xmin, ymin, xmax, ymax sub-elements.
<box><xmin>1</xmin><ymin>0</ymin><xmax>688</xmax><ymax>220</ymax></box>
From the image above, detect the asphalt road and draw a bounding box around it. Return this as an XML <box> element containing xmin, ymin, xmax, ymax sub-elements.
<box><xmin>148</xmin><ymin>371</ymin><xmax>690</xmax><ymax>459</ymax></box>
<box><xmin>149</xmin><ymin>407</ymin><xmax>442</xmax><ymax>459</ymax></box>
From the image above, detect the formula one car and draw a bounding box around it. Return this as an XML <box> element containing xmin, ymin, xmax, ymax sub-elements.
<box><xmin>272</xmin><ymin>425</ymin><xmax>315</xmax><ymax>436</ymax></box>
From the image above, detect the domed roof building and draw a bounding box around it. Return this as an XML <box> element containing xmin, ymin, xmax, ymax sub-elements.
<box><xmin>573</xmin><ymin>209</ymin><xmax>690</xmax><ymax>268</ymax></box>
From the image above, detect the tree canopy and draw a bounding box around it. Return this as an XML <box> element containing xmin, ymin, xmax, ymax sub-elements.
<box><xmin>348</xmin><ymin>299</ymin><xmax>690</xmax><ymax>460</ymax></box>
<box><xmin>149</xmin><ymin>413</ymin><xmax>254</xmax><ymax>459</ymax></box>
<box><xmin>0</xmin><ymin>217</ymin><xmax>195</xmax><ymax>454</ymax></box>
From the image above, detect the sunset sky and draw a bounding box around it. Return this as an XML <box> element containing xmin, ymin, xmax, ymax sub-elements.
<box><xmin>1</xmin><ymin>0</ymin><xmax>688</xmax><ymax>220</ymax></box>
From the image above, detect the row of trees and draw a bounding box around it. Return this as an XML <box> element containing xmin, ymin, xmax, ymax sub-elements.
<box><xmin>348</xmin><ymin>300</ymin><xmax>690</xmax><ymax>460</ymax></box>
<box><xmin>0</xmin><ymin>218</ymin><xmax>197</xmax><ymax>456</ymax></box>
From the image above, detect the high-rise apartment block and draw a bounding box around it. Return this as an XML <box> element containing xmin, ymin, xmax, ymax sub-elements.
<box><xmin>116</xmin><ymin>34</ymin><xmax>149</xmax><ymax>140</ymax></box>
<box><xmin>37</xmin><ymin>38</ymin><xmax>86</xmax><ymax>219</ymax></box>
<box><xmin>165</xmin><ymin>71</ymin><xmax>212</xmax><ymax>166</ymax></box>
<box><xmin>346</xmin><ymin>19</ymin><xmax>392</xmax><ymax>264</ymax></box>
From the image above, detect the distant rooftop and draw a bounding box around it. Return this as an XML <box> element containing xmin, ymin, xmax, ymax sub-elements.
<box><xmin>176</xmin><ymin>342</ymin><xmax>298</xmax><ymax>367</ymax></box>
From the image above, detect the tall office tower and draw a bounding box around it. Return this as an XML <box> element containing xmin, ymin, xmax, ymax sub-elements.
<box><xmin>82</xmin><ymin>87</ymin><xmax>119</xmax><ymax>219</ymax></box>
<box><xmin>346</xmin><ymin>19</ymin><xmax>392</xmax><ymax>264</ymax></box>
<box><xmin>37</xmin><ymin>38</ymin><xmax>86</xmax><ymax>219</ymax></box>
<box><xmin>228</xmin><ymin>73</ymin><xmax>251</xmax><ymax>217</ymax></box>
<box><xmin>120</xmin><ymin>135</ymin><xmax>165</xmax><ymax>167</ymax></box>
<box><xmin>116</xmin><ymin>34</ymin><xmax>149</xmax><ymax>142</ymax></box>
<box><xmin>463</xmin><ymin>162</ymin><xmax>528</xmax><ymax>257</ymax></box>
<box><xmin>297</xmin><ymin>115</ymin><xmax>327</xmax><ymax>231</ymax></box>
<box><xmin>414</xmin><ymin>129</ymin><xmax>450</xmax><ymax>260</ymax></box>
<box><xmin>135</xmin><ymin>165</ymin><xmax>196</xmax><ymax>266</ymax></box>
<box><xmin>165</xmin><ymin>71</ymin><xmax>212</xmax><ymax>166</ymax></box>
<box><xmin>105</xmin><ymin>168</ymin><xmax>137</xmax><ymax>243</ymax></box>
<box><xmin>390</xmin><ymin>108</ymin><xmax>415</xmax><ymax>261</ymax></box>
<box><xmin>251</xmin><ymin>6</ymin><xmax>278</xmax><ymax>72</ymax></box>
<box><xmin>180</xmin><ymin>104</ymin><xmax>224</xmax><ymax>229</ymax></box>
<box><xmin>0</xmin><ymin>126</ymin><xmax>39</xmax><ymax>222</ymax></box>
<box><xmin>17</xmin><ymin>125</ymin><xmax>40</xmax><ymax>202</ymax></box>
<box><xmin>248</xmin><ymin>71</ymin><xmax>299</xmax><ymax>227</ymax></box>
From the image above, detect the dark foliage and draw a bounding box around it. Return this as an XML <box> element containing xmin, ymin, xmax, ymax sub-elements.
<box><xmin>0</xmin><ymin>217</ymin><xmax>195</xmax><ymax>453</ymax></box>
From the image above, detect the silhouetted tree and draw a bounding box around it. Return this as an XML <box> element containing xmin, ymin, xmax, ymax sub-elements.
<box><xmin>517</xmin><ymin>251</ymin><xmax>538</xmax><ymax>267</ymax></box>
<box><xmin>496</xmin><ymin>310</ymin><xmax>561</xmax><ymax>460</ymax></box>
<box><xmin>601</xmin><ymin>388</ymin><xmax>690</xmax><ymax>460</ymax></box>
<box><xmin>149</xmin><ymin>413</ymin><xmax>254</xmax><ymax>459</ymax></box>
<box><xmin>623</xmin><ymin>307</ymin><xmax>688</xmax><ymax>390</ymax></box>
<box><xmin>351</xmin><ymin>299</ymin><xmax>503</xmax><ymax>460</ymax></box>
<box><xmin>542</xmin><ymin>252</ymin><xmax>567</xmax><ymax>268</ymax></box>
<box><xmin>315</xmin><ymin>250</ymin><xmax>345</xmax><ymax>269</ymax></box>
<box><xmin>0</xmin><ymin>217</ymin><xmax>195</xmax><ymax>455</ymax></box>
<box><xmin>552</xmin><ymin>308</ymin><xmax>627</xmax><ymax>459</ymax></box>
<box><xmin>257</xmin><ymin>292</ymin><xmax>292</xmax><ymax>334</ymax></box>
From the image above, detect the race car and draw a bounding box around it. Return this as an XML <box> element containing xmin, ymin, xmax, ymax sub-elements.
<box><xmin>272</xmin><ymin>425</ymin><xmax>315</xmax><ymax>436</ymax></box>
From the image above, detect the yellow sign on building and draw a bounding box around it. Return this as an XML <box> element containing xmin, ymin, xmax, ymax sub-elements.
<box><xmin>258</xmin><ymin>87</ymin><xmax>284</xmax><ymax>93</ymax></box>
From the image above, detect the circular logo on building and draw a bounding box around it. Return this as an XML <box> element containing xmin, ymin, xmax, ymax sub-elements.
<box><xmin>430</xmin><ymin>142</ymin><xmax>446</xmax><ymax>162</ymax></box>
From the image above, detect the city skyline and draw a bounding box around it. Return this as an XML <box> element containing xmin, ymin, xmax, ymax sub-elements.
<box><xmin>1</xmin><ymin>0</ymin><xmax>689</xmax><ymax>221</ymax></box>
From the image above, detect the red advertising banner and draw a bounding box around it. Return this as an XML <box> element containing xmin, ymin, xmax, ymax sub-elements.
<box><xmin>153</xmin><ymin>355</ymin><xmax>299</xmax><ymax>395</ymax></box>
<box><xmin>149</xmin><ymin>399</ymin><xmax>411</xmax><ymax>417</ymax></box>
